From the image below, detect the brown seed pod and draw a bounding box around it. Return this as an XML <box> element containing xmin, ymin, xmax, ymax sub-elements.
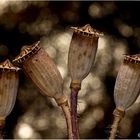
<box><xmin>68</xmin><ymin>24</ymin><xmax>103</xmax><ymax>139</ymax></box>
<box><xmin>13</xmin><ymin>41</ymin><xmax>66</xmax><ymax>105</ymax></box>
<box><xmin>68</xmin><ymin>24</ymin><xmax>103</xmax><ymax>88</ymax></box>
<box><xmin>0</xmin><ymin>59</ymin><xmax>20</xmax><ymax>128</ymax></box>
<box><xmin>13</xmin><ymin>42</ymin><xmax>73</xmax><ymax>139</ymax></box>
<box><xmin>109</xmin><ymin>54</ymin><xmax>140</xmax><ymax>139</ymax></box>
<box><xmin>114</xmin><ymin>54</ymin><xmax>140</xmax><ymax>111</ymax></box>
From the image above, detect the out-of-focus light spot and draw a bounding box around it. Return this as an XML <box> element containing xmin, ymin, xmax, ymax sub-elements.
<box><xmin>86</xmin><ymin>91</ymin><xmax>103</xmax><ymax>105</ymax></box>
<box><xmin>50</xmin><ymin>31</ymin><xmax>71</xmax><ymax>69</ymax></box>
<box><xmin>98</xmin><ymin>37</ymin><xmax>107</xmax><ymax>50</ymax></box>
<box><xmin>119</xmin><ymin>24</ymin><xmax>133</xmax><ymax>37</ymax></box>
<box><xmin>0</xmin><ymin>0</ymin><xmax>9</xmax><ymax>16</ymax></box>
<box><xmin>18</xmin><ymin>123</ymin><xmax>33</xmax><ymax>139</ymax></box>
<box><xmin>112</xmin><ymin>40</ymin><xmax>127</xmax><ymax>75</ymax></box>
<box><xmin>54</xmin><ymin>32</ymin><xmax>71</xmax><ymax>53</ymax></box>
<box><xmin>55</xmin><ymin>114</ymin><xmax>65</xmax><ymax>130</ymax></box>
<box><xmin>36</xmin><ymin>118</ymin><xmax>49</xmax><ymax>130</ymax></box>
<box><xmin>114</xmin><ymin>19</ymin><xmax>133</xmax><ymax>37</ymax></box>
<box><xmin>90</xmin><ymin>76</ymin><xmax>101</xmax><ymax>90</ymax></box>
<box><xmin>113</xmin><ymin>42</ymin><xmax>127</xmax><ymax>61</ymax></box>
<box><xmin>80</xmin><ymin>114</ymin><xmax>97</xmax><ymax>133</ymax></box>
<box><xmin>10</xmin><ymin>1</ymin><xmax>28</xmax><ymax>13</ymax></box>
<box><xmin>80</xmin><ymin>74</ymin><xmax>102</xmax><ymax>97</ymax></box>
<box><xmin>45</xmin><ymin>46</ymin><xmax>56</xmax><ymax>59</ymax></box>
<box><xmin>39</xmin><ymin>20</ymin><xmax>53</xmax><ymax>34</ymax></box>
<box><xmin>86</xmin><ymin>74</ymin><xmax>101</xmax><ymax>89</ymax></box>
<box><xmin>57</xmin><ymin>66</ymin><xmax>67</xmax><ymax>79</ymax></box>
<box><xmin>92</xmin><ymin>107</ymin><xmax>104</xmax><ymax>122</ymax></box>
<box><xmin>88</xmin><ymin>3</ymin><xmax>102</xmax><ymax>18</ymax></box>
<box><xmin>22</xmin><ymin>113</ymin><xmax>34</xmax><ymax>124</ymax></box>
<box><xmin>0</xmin><ymin>0</ymin><xmax>9</xmax><ymax>6</ymax></box>
<box><xmin>80</xmin><ymin>107</ymin><xmax>104</xmax><ymax>134</ymax></box>
<box><xmin>77</xmin><ymin>99</ymin><xmax>87</xmax><ymax>114</ymax></box>
<box><xmin>89</xmin><ymin>2</ymin><xmax>116</xmax><ymax>19</ymax></box>
<box><xmin>26</xmin><ymin>20</ymin><xmax>53</xmax><ymax>35</ymax></box>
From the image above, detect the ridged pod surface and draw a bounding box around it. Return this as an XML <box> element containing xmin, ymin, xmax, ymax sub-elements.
<box><xmin>0</xmin><ymin>59</ymin><xmax>19</xmax><ymax>122</ymax></box>
<box><xmin>114</xmin><ymin>54</ymin><xmax>140</xmax><ymax>111</ymax></box>
<box><xmin>68</xmin><ymin>24</ymin><xmax>103</xmax><ymax>88</ymax></box>
<box><xmin>13</xmin><ymin>42</ymin><xmax>66</xmax><ymax>105</ymax></box>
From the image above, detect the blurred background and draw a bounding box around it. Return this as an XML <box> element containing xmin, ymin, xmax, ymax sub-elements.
<box><xmin>0</xmin><ymin>1</ymin><xmax>140</xmax><ymax>139</ymax></box>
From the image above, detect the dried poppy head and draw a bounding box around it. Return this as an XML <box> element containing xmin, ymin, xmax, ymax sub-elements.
<box><xmin>68</xmin><ymin>24</ymin><xmax>103</xmax><ymax>90</ymax></box>
<box><xmin>109</xmin><ymin>54</ymin><xmax>140</xmax><ymax>139</ymax></box>
<box><xmin>13</xmin><ymin>41</ymin><xmax>67</xmax><ymax>106</ymax></box>
<box><xmin>114</xmin><ymin>54</ymin><xmax>140</xmax><ymax>112</ymax></box>
<box><xmin>13</xmin><ymin>42</ymin><xmax>73</xmax><ymax>138</ymax></box>
<box><xmin>0</xmin><ymin>59</ymin><xmax>20</xmax><ymax>128</ymax></box>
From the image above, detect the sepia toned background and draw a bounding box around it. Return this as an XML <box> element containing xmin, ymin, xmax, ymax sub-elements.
<box><xmin>0</xmin><ymin>1</ymin><xmax>140</xmax><ymax>139</ymax></box>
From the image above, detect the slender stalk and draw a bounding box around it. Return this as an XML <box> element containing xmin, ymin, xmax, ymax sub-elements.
<box><xmin>70</xmin><ymin>88</ymin><xmax>79</xmax><ymax>139</ymax></box>
<box><xmin>109</xmin><ymin>115</ymin><xmax>121</xmax><ymax>139</ymax></box>
<box><xmin>61</xmin><ymin>101</ymin><xmax>73</xmax><ymax>139</ymax></box>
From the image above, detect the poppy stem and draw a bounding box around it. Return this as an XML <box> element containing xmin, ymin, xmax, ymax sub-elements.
<box><xmin>70</xmin><ymin>88</ymin><xmax>79</xmax><ymax>139</ymax></box>
<box><xmin>109</xmin><ymin>108</ymin><xmax>124</xmax><ymax>139</ymax></box>
<box><xmin>61</xmin><ymin>101</ymin><xmax>73</xmax><ymax>139</ymax></box>
<box><xmin>109</xmin><ymin>115</ymin><xmax>121</xmax><ymax>139</ymax></box>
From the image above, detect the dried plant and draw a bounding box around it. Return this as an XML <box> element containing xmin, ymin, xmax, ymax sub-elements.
<box><xmin>109</xmin><ymin>54</ymin><xmax>140</xmax><ymax>139</ymax></box>
<box><xmin>0</xmin><ymin>59</ymin><xmax>20</xmax><ymax>138</ymax></box>
<box><xmin>68</xmin><ymin>24</ymin><xmax>103</xmax><ymax>139</ymax></box>
<box><xmin>13</xmin><ymin>42</ymin><xmax>73</xmax><ymax>139</ymax></box>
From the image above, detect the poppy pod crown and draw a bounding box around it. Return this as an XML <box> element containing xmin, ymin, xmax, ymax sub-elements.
<box><xmin>71</xmin><ymin>24</ymin><xmax>103</xmax><ymax>38</ymax></box>
<box><xmin>0</xmin><ymin>59</ymin><xmax>20</xmax><ymax>72</ymax></box>
<box><xmin>114</xmin><ymin>54</ymin><xmax>140</xmax><ymax>111</ymax></box>
<box><xmin>13</xmin><ymin>42</ymin><xmax>67</xmax><ymax>106</ymax></box>
<box><xmin>68</xmin><ymin>24</ymin><xmax>103</xmax><ymax>90</ymax></box>
<box><xmin>0</xmin><ymin>59</ymin><xmax>19</xmax><ymax>127</ymax></box>
<box><xmin>13</xmin><ymin>41</ymin><xmax>40</xmax><ymax>64</ymax></box>
<box><xmin>124</xmin><ymin>54</ymin><xmax>140</xmax><ymax>63</ymax></box>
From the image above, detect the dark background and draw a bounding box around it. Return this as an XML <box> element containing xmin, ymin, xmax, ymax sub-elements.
<box><xmin>0</xmin><ymin>1</ymin><xmax>140</xmax><ymax>139</ymax></box>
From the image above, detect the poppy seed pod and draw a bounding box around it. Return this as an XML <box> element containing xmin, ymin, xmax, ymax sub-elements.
<box><xmin>114</xmin><ymin>54</ymin><xmax>140</xmax><ymax>111</ymax></box>
<box><xmin>13</xmin><ymin>41</ymin><xmax>67</xmax><ymax>105</ymax></box>
<box><xmin>68</xmin><ymin>24</ymin><xmax>103</xmax><ymax>90</ymax></box>
<box><xmin>109</xmin><ymin>54</ymin><xmax>140</xmax><ymax>139</ymax></box>
<box><xmin>13</xmin><ymin>42</ymin><xmax>73</xmax><ymax>139</ymax></box>
<box><xmin>68</xmin><ymin>24</ymin><xmax>103</xmax><ymax>139</ymax></box>
<box><xmin>0</xmin><ymin>59</ymin><xmax>20</xmax><ymax>128</ymax></box>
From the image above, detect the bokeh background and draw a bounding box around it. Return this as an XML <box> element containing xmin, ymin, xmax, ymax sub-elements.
<box><xmin>0</xmin><ymin>1</ymin><xmax>140</xmax><ymax>139</ymax></box>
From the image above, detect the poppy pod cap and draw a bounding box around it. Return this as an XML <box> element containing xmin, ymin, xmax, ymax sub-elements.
<box><xmin>0</xmin><ymin>59</ymin><xmax>19</xmax><ymax>126</ymax></box>
<box><xmin>114</xmin><ymin>54</ymin><xmax>140</xmax><ymax>111</ymax></box>
<box><xmin>13</xmin><ymin>42</ymin><xmax>67</xmax><ymax>105</ymax></box>
<box><xmin>68</xmin><ymin>24</ymin><xmax>103</xmax><ymax>89</ymax></box>
<box><xmin>13</xmin><ymin>41</ymin><xmax>41</xmax><ymax>64</ymax></box>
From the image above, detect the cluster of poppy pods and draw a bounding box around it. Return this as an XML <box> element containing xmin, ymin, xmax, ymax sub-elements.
<box><xmin>0</xmin><ymin>24</ymin><xmax>140</xmax><ymax>139</ymax></box>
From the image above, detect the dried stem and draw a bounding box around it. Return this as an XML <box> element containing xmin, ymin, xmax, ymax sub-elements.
<box><xmin>109</xmin><ymin>115</ymin><xmax>121</xmax><ymax>139</ymax></box>
<box><xmin>70</xmin><ymin>88</ymin><xmax>79</xmax><ymax>139</ymax></box>
<box><xmin>61</xmin><ymin>101</ymin><xmax>73</xmax><ymax>139</ymax></box>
